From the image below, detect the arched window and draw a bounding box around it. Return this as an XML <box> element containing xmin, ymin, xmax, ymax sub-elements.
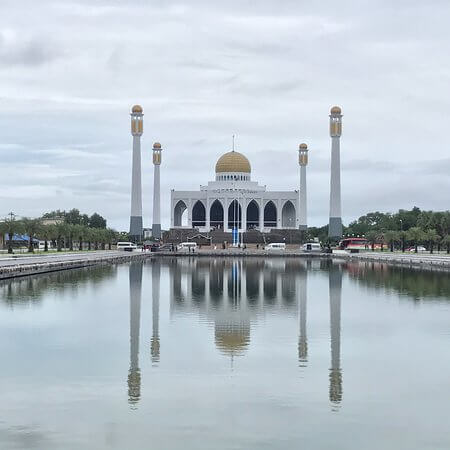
<box><xmin>246</xmin><ymin>200</ymin><xmax>259</xmax><ymax>230</ymax></box>
<box><xmin>281</xmin><ymin>201</ymin><xmax>296</xmax><ymax>228</ymax></box>
<box><xmin>264</xmin><ymin>201</ymin><xmax>277</xmax><ymax>228</ymax></box>
<box><xmin>192</xmin><ymin>201</ymin><xmax>206</xmax><ymax>227</ymax></box>
<box><xmin>210</xmin><ymin>200</ymin><xmax>224</xmax><ymax>229</ymax></box>
<box><xmin>228</xmin><ymin>200</ymin><xmax>242</xmax><ymax>229</ymax></box>
<box><xmin>174</xmin><ymin>200</ymin><xmax>188</xmax><ymax>227</ymax></box>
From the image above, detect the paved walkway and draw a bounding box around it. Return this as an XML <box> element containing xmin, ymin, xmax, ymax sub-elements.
<box><xmin>0</xmin><ymin>251</ymin><xmax>149</xmax><ymax>279</ymax></box>
<box><xmin>333</xmin><ymin>251</ymin><xmax>450</xmax><ymax>269</ymax></box>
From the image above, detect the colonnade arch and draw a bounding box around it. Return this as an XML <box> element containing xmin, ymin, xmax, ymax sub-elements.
<box><xmin>192</xmin><ymin>201</ymin><xmax>206</xmax><ymax>227</ymax></box>
<box><xmin>210</xmin><ymin>200</ymin><xmax>224</xmax><ymax>229</ymax></box>
<box><xmin>281</xmin><ymin>200</ymin><xmax>296</xmax><ymax>228</ymax></box>
<box><xmin>264</xmin><ymin>201</ymin><xmax>277</xmax><ymax>228</ymax></box>
<box><xmin>227</xmin><ymin>200</ymin><xmax>242</xmax><ymax>229</ymax></box>
<box><xmin>246</xmin><ymin>200</ymin><xmax>259</xmax><ymax>230</ymax></box>
<box><xmin>174</xmin><ymin>200</ymin><xmax>188</xmax><ymax>227</ymax></box>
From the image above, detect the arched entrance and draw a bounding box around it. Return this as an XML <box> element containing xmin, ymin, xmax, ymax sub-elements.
<box><xmin>210</xmin><ymin>200</ymin><xmax>224</xmax><ymax>229</ymax></box>
<box><xmin>246</xmin><ymin>200</ymin><xmax>259</xmax><ymax>230</ymax></box>
<box><xmin>281</xmin><ymin>201</ymin><xmax>296</xmax><ymax>228</ymax></box>
<box><xmin>228</xmin><ymin>200</ymin><xmax>242</xmax><ymax>229</ymax></box>
<box><xmin>192</xmin><ymin>201</ymin><xmax>206</xmax><ymax>227</ymax></box>
<box><xmin>174</xmin><ymin>200</ymin><xmax>188</xmax><ymax>227</ymax></box>
<box><xmin>264</xmin><ymin>201</ymin><xmax>277</xmax><ymax>228</ymax></box>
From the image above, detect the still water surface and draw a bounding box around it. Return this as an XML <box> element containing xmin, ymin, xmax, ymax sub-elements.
<box><xmin>0</xmin><ymin>257</ymin><xmax>449</xmax><ymax>449</ymax></box>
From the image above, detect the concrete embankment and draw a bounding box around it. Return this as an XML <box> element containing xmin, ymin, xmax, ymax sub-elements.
<box><xmin>332</xmin><ymin>251</ymin><xmax>450</xmax><ymax>271</ymax></box>
<box><xmin>155</xmin><ymin>250</ymin><xmax>329</xmax><ymax>258</ymax></box>
<box><xmin>0</xmin><ymin>251</ymin><xmax>151</xmax><ymax>280</ymax></box>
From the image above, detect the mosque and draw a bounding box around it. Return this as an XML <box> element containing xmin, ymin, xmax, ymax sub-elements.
<box><xmin>170</xmin><ymin>150</ymin><xmax>300</xmax><ymax>233</ymax></box>
<box><xmin>128</xmin><ymin>104</ymin><xmax>343</xmax><ymax>242</ymax></box>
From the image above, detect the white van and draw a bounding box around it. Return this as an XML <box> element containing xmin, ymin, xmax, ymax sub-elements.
<box><xmin>266</xmin><ymin>243</ymin><xmax>286</xmax><ymax>251</ymax></box>
<box><xmin>177</xmin><ymin>242</ymin><xmax>197</xmax><ymax>252</ymax></box>
<box><xmin>302</xmin><ymin>242</ymin><xmax>322</xmax><ymax>252</ymax></box>
<box><xmin>116</xmin><ymin>242</ymin><xmax>138</xmax><ymax>251</ymax></box>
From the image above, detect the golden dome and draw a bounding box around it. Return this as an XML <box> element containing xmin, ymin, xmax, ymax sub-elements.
<box><xmin>215</xmin><ymin>151</ymin><xmax>251</xmax><ymax>173</ymax></box>
<box><xmin>131</xmin><ymin>104</ymin><xmax>143</xmax><ymax>114</ymax></box>
<box><xmin>153</xmin><ymin>142</ymin><xmax>161</xmax><ymax>149</ymax></box>
<box><xmin>330</xmin><ymin>105</ymin><xmax>342</xmax><ymax>114</ymax></box>
<box><xmin>299</xmin><ymin>143</ymin><xmax>308</xmax><ymax>150</ymax></box>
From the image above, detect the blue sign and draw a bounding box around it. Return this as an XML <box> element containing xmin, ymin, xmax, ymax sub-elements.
<box><xmin>232</xmin><ymin>227</ymin><xmax>238</xmax><ymax>246</ymax></box>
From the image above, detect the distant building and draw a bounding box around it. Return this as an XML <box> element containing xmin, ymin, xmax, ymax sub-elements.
<box><xmin>41</xmin><ymin>217</ymin><xmax>64</xmax><ymax>226</ymax></box>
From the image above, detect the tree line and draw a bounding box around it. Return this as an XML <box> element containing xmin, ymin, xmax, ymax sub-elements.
<box><xmin>308</xmin><ymin>207</ymin><xmax>450</xmax><ymax>253</ymax></box>
<box><xmin>0</xmin><ymin>209</ymin><xmax>129</xmax><ymax>254</ymax></box>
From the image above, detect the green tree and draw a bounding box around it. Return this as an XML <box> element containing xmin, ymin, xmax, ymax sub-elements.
<box><xmin>425</xmin><ymin>229</ymin><xmax>440</xmax><ymax>254</ymax></box>
<box><xmin>406</xmin><ymin>227</ymin><xmax>425</xmax><ymax>253</ymax></box>
<box><xmin>365</xmin><ymin>231</ymin><xmax>378</xmax><ymax>251</ymax></box>
<box><xmin>89</xmin><ymin>213</ymin><xmax>107</xmax><ymax>229</ymax></box>
<box><xmin>0</xmin><ymin>217</ymin><xmax>24</xmax><ymax>254</ymax></box>
<box><xmin>106</xmin><ymin>228</ymin><xmax>117</xmax><ymax>250</ymax></box>
<box><xmin>55</xmin><ymin>222</ymin><xmax>68</xmax><ymax>252</ymax></box>
<box><xmin>21</xmin><ymin>218</ymin><xmax>42</xmax><ymax>253</ymax></box>
<box><xmin>38</xmin><ymin>224</ymin><xmax>52</xmax><ymax>252</ymax></box>
<box><xmin>442</xmin><ymin>235</ymin><xmax>450</xmax><ymax>254</ymax></box>
<box><xmin>384</xmin><ymin>230</ymin><xmax>399</xmax><ymax>252</ymax></box>
<box><xmin>65</xmin><ymin>208</ymin><xmax>82</xmax><ymax>225</ymax></box>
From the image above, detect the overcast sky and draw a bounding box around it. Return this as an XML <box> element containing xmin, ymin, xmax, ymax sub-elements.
<box><xmin>0</xmin><ymin>0</ymin><xmax>449</xmax><ymax>230</ymax></box>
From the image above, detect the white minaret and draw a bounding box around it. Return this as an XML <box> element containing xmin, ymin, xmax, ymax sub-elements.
<box><xmin>328</xmin><ymin>106</ymin><xmax>343</xmax><ymax>238</ymax></box>
<box><xmin>129</xmin><ymin>105</ymin><xmax>144</xmax><ymax>243</ymax></box>
<box><xmin>152</xmin><ymin>142</ymin><xmax>162</xmax><ymax>239</ymax></box>
<box><xmin>298</xmin><ymin>143</ymin><xmax>308</xmax><ymax>230</ymax></box>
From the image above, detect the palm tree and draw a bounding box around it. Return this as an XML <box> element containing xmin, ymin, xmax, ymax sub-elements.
<box><xmin>425</xmin><ymin>229</ymin><xmax>440</xmax><ymax>254</ymax></box>
<box><xmin>384</xmin><ymin>230</ymin><xmax>398</xmax><ymax>252</ymax></box>
<box><xmin>39</xmin><ymin>224</ymin><xmax>52</xmax><ymax>252</ymax></box>
<box><xmin>399</xmin><ymin>230</ymin><xmax>408</xmax><ymax>252</ymax></box>
<box><xmin>55</xmin><ymin>222</ymin><xmax>68</xmax><ymax>252</ymax></box>
<box><xmin>406</xmin><ymin>227</ymin><xmax>425</xmax><ymax>253</ymax></box>
<box><xmin>365</xmin><ymin>231</ymin><xmax>378</xmax><ymax>251</ymax></box>
<box><xmin>442</xmin><ymin>235</ymin><xmax>450</xmax><ymax>254</ymax></box>
<box><xmin>107</xmin><ymin>229</ymin><xmax>118</xmax><ymax>250</ymax></box>
<box><xmin>0</xmin><ymin>217</ymin><xmax>24</xmax><ymax>254</ymax></box>
<box><xmin>21</xmin><ymin>218</ymin><xmax>42</xmax><ymax>253</ymax></box>
<box><xmin>72</xmin><ymin>225</ymin><xmax>86</xmax><ymax>251</ymax></box>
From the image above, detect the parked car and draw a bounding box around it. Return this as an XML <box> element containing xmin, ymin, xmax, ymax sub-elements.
<box><xmin>117</xmin><ymin>242</ymin><xmax>137</xmax><ymax>251</ymax></box>
<box><xmin>301</xmin><ymin>242</ymin><xmax>322</xmax><ymax>252</ymax></box>
<box><xmin>177</xmin><ymin>242</ymin><xmax>197</xmax><ymax>252</ymax></box>
<box><xmin>407</xmin><ymin>246</ymin><xmax>427</xmax><ymax>252</ymax></box>
<box><xmin>265</xmin><ymin>243</ymin><xmax>286</xmax><ymax>251</ymax></box>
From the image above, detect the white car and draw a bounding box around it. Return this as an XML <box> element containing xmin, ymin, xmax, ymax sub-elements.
<box><xmin>302</xmin><ymin>242</ymin><xmax>322</xmax><ymax>252</ymax></box>
<box><xmin>116</xmin><ymin>242</ymin><xmax>138</xmax><ymax>251</ymax></box>
<box><xmin>265</xmin><ymin>243</ymin><xmax>286</xmax><ymax>251</ymax></box>
<box><xmin>409</xmin><ymin>246</ymin><xmax>427</xmax><ymax>252</ymax></box>
<box><xmin>177</xmin><ymin>242</ymin><xmax>197</xmax><ymax>252</ymax></box>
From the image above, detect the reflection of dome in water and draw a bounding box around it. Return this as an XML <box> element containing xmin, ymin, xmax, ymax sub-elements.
<box><xmin>215</xmin><ymin>323</ymin><xmax>250</xmax><ymax>356</ymax></box>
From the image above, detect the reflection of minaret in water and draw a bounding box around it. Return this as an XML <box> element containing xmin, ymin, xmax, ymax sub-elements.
<box><xmin>329</xmin><ymin>263</ymin><xmax>343</xmax><ymax>406</ymax></box>
<box><xmin>151</xmin><ymin>259</ymin><xmax>161</xmax><ymax>364</ymax></box>
<box><xmin>128</xmin><ymin>261</ymin><xmax>143</xmax><ymax>407</ymax></box>
<box><xmin>298</xmin><ymin>265</ymin><xmax>308</xmax><ymax>366</ymax></box>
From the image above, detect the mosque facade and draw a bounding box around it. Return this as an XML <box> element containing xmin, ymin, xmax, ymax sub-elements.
<box><xmin>170</xmin><ymin>150</ymin><xmax>300</xmax><ymax>232</ymax></box>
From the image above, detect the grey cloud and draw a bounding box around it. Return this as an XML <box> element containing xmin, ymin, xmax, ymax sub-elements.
<box><xmin>0</xmin><ymin>33</ymin><xmax>60</xmax><ymax>67</ymax></box>
<box><xmin>0</xmin><ymin>0</ymin><xmax>449</xmax><ymax>230</ymax></box>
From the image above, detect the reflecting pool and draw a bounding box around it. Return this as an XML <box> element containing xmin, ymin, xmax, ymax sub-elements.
<box><xmin>0</xmin><ymin>258</ymin><xmax>449</xmax><ymax>449</ymax></box>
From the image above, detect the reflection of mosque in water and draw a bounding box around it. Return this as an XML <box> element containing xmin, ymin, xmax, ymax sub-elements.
<box><xmin>126</xmin><ymin>257</ymin><xmax>343</xmax><ymax>407</ymax></box>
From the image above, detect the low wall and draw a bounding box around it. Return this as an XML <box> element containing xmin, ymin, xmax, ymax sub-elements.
<box><xmin>0</xmin><ymin>253</ymin><xmax>150</xmax><ymax>280</ymax></box>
